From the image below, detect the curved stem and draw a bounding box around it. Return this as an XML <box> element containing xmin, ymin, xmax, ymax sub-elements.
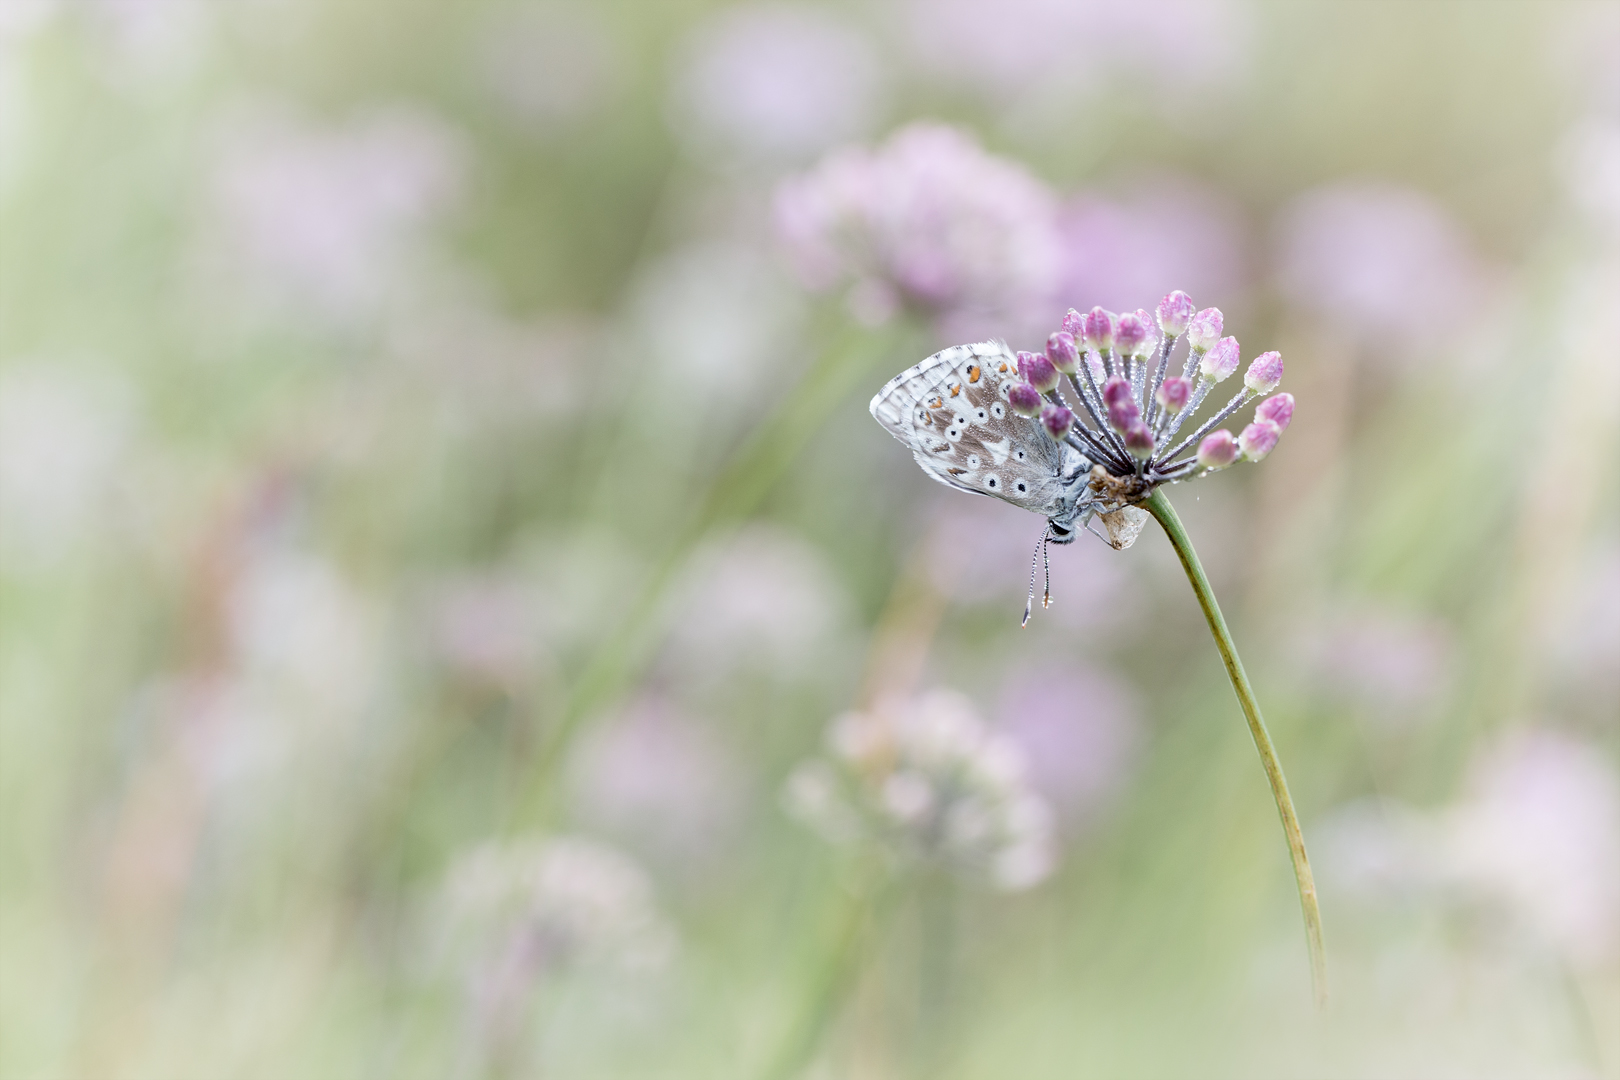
<box><xmin>1142</xmin><ymin>488</ymin><xmax>1328</xmax><ymax>1007</ymax></box>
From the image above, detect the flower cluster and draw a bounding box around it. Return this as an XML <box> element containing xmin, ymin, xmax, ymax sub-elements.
<box><xmin>1006</xmin><ymin>290</ymin><xmax>1293</xmax><ymax>504</ymax></box>
<box><xmin>783</xmin><ymin>690</ymin><xmax>1055</xmax><ymax>890</ymax></box>
<box><xmin>434</xmin><ymin>836</ymin><xmax>676</xmax><ymax>1069</ymax></box>
<box><xmin>437</xmin><ymin>836</ymin><xmax>676</xmax><ymax>984</ymax></box>
<box><xmin>773</xmin><ymin>123</ymin><xmax>1061</xmax><ymax>339</ymax></box>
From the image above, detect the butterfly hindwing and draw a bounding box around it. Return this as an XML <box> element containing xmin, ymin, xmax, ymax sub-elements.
<box><xmin>870</xmin><ymin>341</ymin><xmax>1081</xmax><ymax>518</ymax></box>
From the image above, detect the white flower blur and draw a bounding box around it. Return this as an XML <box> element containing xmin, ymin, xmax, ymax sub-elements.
<box><xmin>436</xmin><ymin>836</ymin><xmax>676</xmax><ymax>1072</ymax></box>
<box><xmin>669</xmin><ymin>3</ymin><xmax>883</xmax><ymax>161</ymax></box>
<box><xmin>626</xmin><ymin>241</ymin><xmax>806</xmax><ymax>403</ymax></box>
<box><xmin>665</xmin><ymin>525</ymin><xmax>853</xmax><ymax>683</ymax></box>
<box><xmin>784</xmin><ymin>690</ymin><xmax>1057</xmax><ymax>890</ymax></box>
<box><xmin>773</xmin><ymin>123</ymin><xmax>1063</xmax><ymax>341</ymax></box>
<box><xmin>439</xmin><ymin>836</ymin><xmax>676</xmax><ymax>978</ymax></box>
<box><xmin>0</xmin><ymin>363</ymin><xmax>137</xmax><ymax>567</ymax></box>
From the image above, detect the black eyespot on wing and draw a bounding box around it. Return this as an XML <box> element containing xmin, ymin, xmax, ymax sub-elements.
<box><xmin>991</xmin><ymin>403</ymin><xmax>1005</xmax><ymax>418</ymax></box>
<box><xmin>986</xmin><ymin>476</ymin><xmax>999</xmax><ymax>489</ymax></box>
<box><xmin>1015</xmin><ymin>481</ymin><xmax>1028</xmax><ymax>493</ymax></box>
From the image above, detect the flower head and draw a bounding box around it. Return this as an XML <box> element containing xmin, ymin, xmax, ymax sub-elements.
<box><xmin>774</xmin><ymin>123</ymin><xmax>1061</xmax><ymax>339</ymax></box>
<box><xmin>783</xmin><ymin>690</ymin><xmax>1056</xmax><ymax>890</ymax></box>
<box><xmin>1021</xmin><ymin>290</ymin><xmax>1289</xmax><ymax>504</ymax></box>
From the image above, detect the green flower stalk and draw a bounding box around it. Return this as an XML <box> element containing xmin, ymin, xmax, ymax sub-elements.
<box><xmin>1143</xmin><ymin>487</ymin><xmax>1327</xmax><ymax>1007</ymax></box>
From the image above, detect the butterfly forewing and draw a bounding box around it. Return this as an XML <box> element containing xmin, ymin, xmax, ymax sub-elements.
<box><xmin>870</xmin><ymin>341</ymin><xmax>1078</xmax><ymax>517</ymax></box>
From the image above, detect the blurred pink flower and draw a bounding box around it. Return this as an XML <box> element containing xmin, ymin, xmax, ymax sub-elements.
<box><xmin>569</xmin><ymin>698</ymin><xmax>746</xmax><ymax>868</ymax></box>
<box><xmin>1318</xmin><ymin>730</ymin><xmax>1620</xmax><ymax>963</ymax></box>
<box><xmin>204</xmin><ymin>103</ymin><xmax>465</xmax><ymax>321</ymax></box>
<box><xmin>428</xmin><ymin>572</ymin><xmax>547</xmax><ymax>687</ymax></box>
<box><xmin>1296</xmin><ymin>605</ymin><xmax>1456</xmax><ymax>723</ymax></box>
<box><xmin>1444</xmin><ymin>729</ymin><xmax>1620</xmax><ymax>961</ymax></box>
<box><xmin>774</xmin><ymin>123</ymin><xmax>1063</xmax><ymax>341</ymax></box>
<box><xmin>476</xmin><ymin>3</ymin><xmax>621</xmax><ymax>131</ymax></box>
<box><xmin>670</xmin><ymin>3</ymin><xmax>884</xmax><ymax>160</ymax></box>
<box><xmin>996</xmin><ymin>665</ymin><xmax>1142</xmax><ymax>829</ymax></box>
<box><xmin>898</xmin><ymin>0</ymin><xmax>1251</xmax><ymax>108</ymax></box>
<box><xmin>1057</xmin><ymin>176</ymin><xmax>1251</xmax><ymax>316</ymax></box>
<box><xmin>1272</xmin><ymin>182</ymin><xmax>1492</xmax><ymax>356</ymax></box>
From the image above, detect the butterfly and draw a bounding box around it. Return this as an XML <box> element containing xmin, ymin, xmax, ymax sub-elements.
<box><xmin>871</xmin><ymin>341</ymin><xmax>1134</xmax><ymax>621</ymax></box>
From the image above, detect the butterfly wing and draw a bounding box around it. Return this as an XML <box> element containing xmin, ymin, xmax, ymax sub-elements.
<box><xmin>870</xmin><ymin>341</ymin><xmax>1086</xmax><ymax>518</ymax></box>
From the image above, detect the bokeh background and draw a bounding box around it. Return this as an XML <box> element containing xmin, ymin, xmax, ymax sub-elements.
<box><xmin>2</xmin><ymin>1</ymin><xmax>1618</xmax><ymax>1077</ymax></box>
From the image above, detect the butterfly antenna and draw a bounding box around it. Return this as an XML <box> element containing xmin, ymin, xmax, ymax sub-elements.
<box><xmin>1022</xmin><ymin>530</ymin><xmax>1043</xmax><ymax>628</ymax></box>
<box><xmin>1042</xmin><ymin>528</ymin><xmax>1053</xmax><ymax>610</ymax></box>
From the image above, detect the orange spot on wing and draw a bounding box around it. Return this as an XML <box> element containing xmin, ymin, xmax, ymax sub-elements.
<box><xmin>949</xmin><ymin>384</ymin><xmax>961</xmax><ymax>397</ymax></box>
<box><xmin>998</xmin><ymin>362</ymin><xmax>1009</xmax><ymax>372</ymax></box>
<box><xmin>968</xmin><ymin>365</ymin><xmax>981</xmax><ymax>383</ymax></box>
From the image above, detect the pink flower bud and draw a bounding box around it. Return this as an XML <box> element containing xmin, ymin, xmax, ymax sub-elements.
<box><xmin>1040</xmin><ymin>403</ymin><xmax>1074</xmax><ymax>441</ymax></box>
<box><xmin>1082</xmin><ymin>307</ymin><xmax>1117</xmax><ymax>352</ymax></box>
<box><xmin>1008</xmin><ymin>382</ymin><xmax>1043</xmax><ymax>417</ymax></box>
<box><xmin>1199</xmin><ymin>336</ymin><xmax>1241</xmax><ymax>382</ymax></box>
<box><xmin>1255</xmin><ymin>392</ymin><xmax>1294</xmax><ymax>431</ymax></box>
<box><xmin>1046</xmin><ymin>331</ymin><xmax>1079</xmax><ymax>374</ymax></box>
<box><xmin>1123</xmin><ymin>421</ymin><xmax>1155</xmax><ymax>458</ymax></box>
<box><xmin>1185</xmin><ymin>307</ymin><xmax>1224</xmax><ymax>353</ymax></box>
<box><xmin>1243</xmin><ymin>351</ymin><xmax>1283</xmax><ymax>394</ymax></box>
<box><xmin>1061</xmin><ymin>308</ymin><xmax>1084</xmax><ymax>336</ymax></box>
<box><xmin>1100</xmin><ymin>376</ymin><xmax>1134</xmax><ymax>408</ymax></box>
<box><xmin>1157</xmin><ymin>290</ymin><xmax>1195</xmax><ymax>336</ymax></box>
<box><xmin>1114</xmin><ymin>312</ymin><xmax>1151</xmax><ymax>359</ymax></box>
<box><xmin>1018</xmin><ymin>351</ymin><xmax>1060</xmax><ymax>393</ymax></box>
<box><xmin>1197</xmin><ymin>429</ymin><xmax>1238</xmax><ymax>469</ymax></box>
<box><xmin>1155</xmin><ymin>375</ymin><xmax>1192</xmax><ymax>414</ymax></box>
<box><xmin>1239</xmin><ymin>419</ymin><xmax>1281</xmax><ymax>461</ymax></box>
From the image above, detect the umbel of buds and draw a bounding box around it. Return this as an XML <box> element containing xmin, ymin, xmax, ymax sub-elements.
<box><xmin>999</xmin><ymin>289</ymin><xmax>1292</xmax><ymax>499</ymax></box>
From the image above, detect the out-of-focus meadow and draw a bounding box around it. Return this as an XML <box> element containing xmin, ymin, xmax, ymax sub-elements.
<box><xmin>2</xmin><ymin>1</ymin><xmax>1618</xmax><ymax>1077</ymax></box>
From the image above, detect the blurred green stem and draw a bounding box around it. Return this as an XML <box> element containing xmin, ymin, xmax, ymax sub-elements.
<box><xmin>1142</xmin><ymin>488</ymin><xmax>1327</xmax><ymax>1007</ymax></box>
<box><xmin>520</xmin><ymin>322</ymin><xmax>909</xmax><ymax>818</ymax></box>
<box><xmin>765</xmin><ymin>865</ymin><xmax>888</xmax><ymax>1080</ymax></box>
